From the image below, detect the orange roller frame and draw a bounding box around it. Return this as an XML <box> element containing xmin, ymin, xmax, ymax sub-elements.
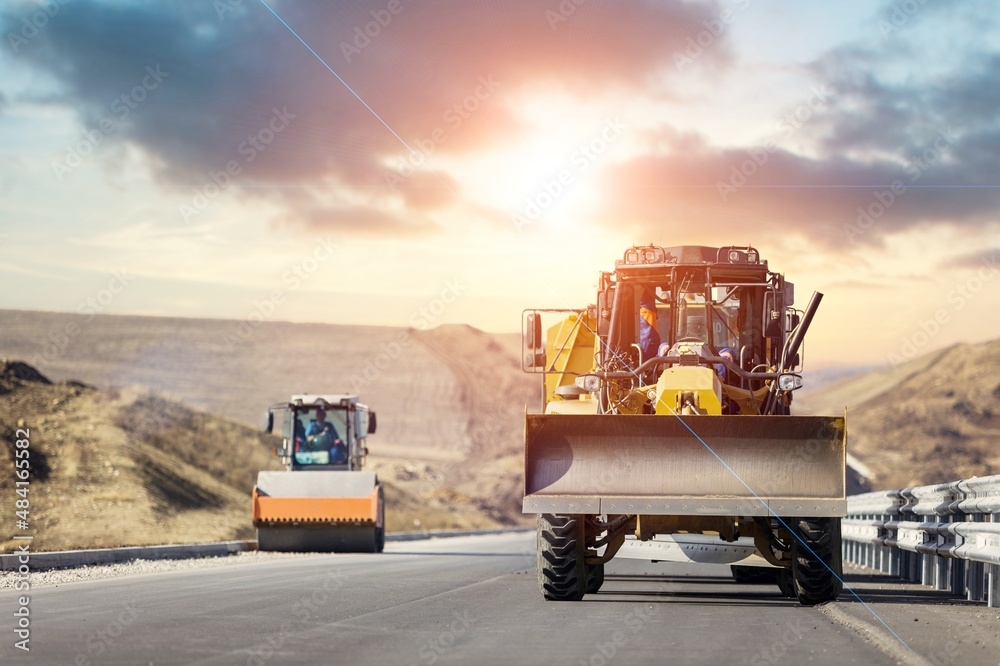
<box><xmin>252</xmin><ymin>486</ymin><xmax>381</xmax><ymax>525</ymax></box>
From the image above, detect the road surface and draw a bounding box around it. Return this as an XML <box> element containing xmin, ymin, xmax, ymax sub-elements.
<box><xmin>0</xmin><ymin>532</ymin><xmax>949</xmax><ymax>665</ymax></box>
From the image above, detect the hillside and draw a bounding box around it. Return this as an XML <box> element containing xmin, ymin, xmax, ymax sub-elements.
<box><xmin>0</xmin><ymin>359</ymin><xmax>281</xmax><ymax>552</ymax></box>
<box><xmin>0</xmin><ymin>311</ymin><xmax>539</xmax><ymax>552</ymax></box>
<box><xmin>797</xmin><ymin>339</ymin><xmax>1000</xmax><ymax>489</ymax></box>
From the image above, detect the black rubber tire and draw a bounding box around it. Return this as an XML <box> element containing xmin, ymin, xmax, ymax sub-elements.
<box><xmin>586</xmin><ymin>562</ymin><xmax>605</xmax><ymax>594</ymax></box>
<box><xmin>791</xmin><ymin>517</ymin><xmax>843</xmax><ymax>606</ymax></box>
<box><xmin>375</xmin><ymin>486</ymin><xmax>385</xmax><ymax>553</ymax></box>
<box><xmin>777</xmin><ymin>568</ymin><xmax>796</xmax><ymax>598</ymax></box>
<box><xmin>537</xmin><ymin>514</ymin><xmax>587</xmax><ymax>601</ymax></box>
<box><xmin>731</xmin><ymin>565</ymin><xmax>780</xmax><ymax>585</ymax></box>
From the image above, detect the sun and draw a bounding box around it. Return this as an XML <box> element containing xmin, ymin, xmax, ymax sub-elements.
<box><xmin>441</xmin><ymin>92</ymin><xmax>627</xmax><ymax>230</ymax></box>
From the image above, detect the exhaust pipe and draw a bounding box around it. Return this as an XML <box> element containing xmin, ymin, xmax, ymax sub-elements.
<box><xmin>782</xmin><ymin>291</ymin><xmax>822</xmax><ymax>372</ymax></box>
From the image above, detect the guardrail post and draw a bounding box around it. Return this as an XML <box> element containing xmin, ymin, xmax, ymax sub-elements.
<box><xmin>935</xmin><ymin>556</ymin><xmax>949</xmax><ymax>591</ymax></box>
<box><xmin>943</xmin><ymin>514</ymin><xmax>960</xmax><ymax>595</ymax></box>
<box><xmin>967</xmin><ymin>515</ymin><xmax>984</xmax><ymax>602</ymax></box>
<box><xmin>934</xmin><ymin>520</ymin><xmax>950</xmax><ymax>591</ymax></box>
<box><xmin>951</xmin><ymin>557</ymin><xmax>965</xmax><ymax>597</ymax></box>
<box><xmin>922</xmin><ymin>548</ymin><xmax>934</xmax><ymax>586</ymax></box>
<box><xmin>991</xmin><ymin>513</ymin><xmax>1000</xmax><ymax>609</ymax></box>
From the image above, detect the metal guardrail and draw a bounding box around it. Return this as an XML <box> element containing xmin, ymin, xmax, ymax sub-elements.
<box><xmin>844</xmin><ymin>474</ymin><xmax>1000</xmax><ymax>608</ymax></box>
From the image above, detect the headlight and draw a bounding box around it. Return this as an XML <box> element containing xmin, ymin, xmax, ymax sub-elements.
<box><xmin>777</xmin><ymin>373</ymin><xmax>803</xmax><ymax>391</ymax></box>
<box><xmin>574</xmin><ymin>375</ymin><xmax>601</xmax><ymax>392</ymax></box>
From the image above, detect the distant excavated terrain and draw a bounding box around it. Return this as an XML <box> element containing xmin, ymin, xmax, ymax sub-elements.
<box><xmin>3</xmin><ymin>309</ymin><xmax>994</xmax><ymax>551</ymax></box>
<box><xmin>797</xmin><ymin>339</ymin><xmax>1000</xmax><ymax>489</ymax></box>
<box><xmin>0</xmin><ymin>310</ymin><xmax>538</xmax><ymax>552</ymax></box>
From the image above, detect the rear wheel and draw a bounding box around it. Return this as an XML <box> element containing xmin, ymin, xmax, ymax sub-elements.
<box><xmin>375</xmin><ymin>485</ymin><xmax>385</xmax><ymax>553</ymax></box>
<box><xmin>537</xmin><ymin>514</ymin><xmax>587</xmax><ymax>601</ymax></box>
<box><xmin>791</xmin><ymin>517</ymin><xmax>843</xmax><ymax>606</ymax></box>
<box><xmin>586</xmin><ymin>562</ymin><xmax>605</xmax><ymax>594</ymax></box>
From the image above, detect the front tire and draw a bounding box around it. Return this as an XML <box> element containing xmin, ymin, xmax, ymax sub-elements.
<box><xmin>537</xmin><ymin>514</ymin><xmax>587</xmax><ymax>601</ymax></box>
<box><xmin>791</xmin><ymin>517</ymin><xmax>843</xmax><ymax>606</ymax></box>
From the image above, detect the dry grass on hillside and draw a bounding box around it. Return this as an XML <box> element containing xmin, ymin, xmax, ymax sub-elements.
<box><xmin>799</xmin><ymin>340</ymin><xmax>1000</xmax><ymax>489</ymax></box>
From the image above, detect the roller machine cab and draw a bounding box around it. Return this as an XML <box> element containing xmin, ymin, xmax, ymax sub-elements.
<box><xmin>253</xmin><ymin>394</ymin><xmax>384</xmax><ymax>552</ymax></box>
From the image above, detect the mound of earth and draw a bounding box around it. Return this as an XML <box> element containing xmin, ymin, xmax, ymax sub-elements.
<box><xmin>797</xmin><ymin>339</ymin><xmax>1000</xmax><ymax>489</ymax></box>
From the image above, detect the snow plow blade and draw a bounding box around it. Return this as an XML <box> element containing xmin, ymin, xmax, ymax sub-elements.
<box><xmin>522</xmin><ymin>414</ymin><xmax>846</xmax><ymax>517</ymax></box>
<box><xmin>253</xmin><ymin>471</ymin><xmax>384</xmax><ymax>552</ymax></box>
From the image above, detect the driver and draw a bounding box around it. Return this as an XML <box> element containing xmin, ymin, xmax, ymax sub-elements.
<box><xmin>305</xmin><ymin>408</ymin><xmax>348</xmax><ymax>463</ymax></box>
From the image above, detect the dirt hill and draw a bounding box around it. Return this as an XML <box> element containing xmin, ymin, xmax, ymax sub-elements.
<box><xmin>0</xmin><ymin>312</ymin><xmax>539</xmax><ymax>552</ymax></box>
<box><xmin>797</xmin><ymin>339</ymin><xmax>1000</xmax><ymax>489</ymax></box>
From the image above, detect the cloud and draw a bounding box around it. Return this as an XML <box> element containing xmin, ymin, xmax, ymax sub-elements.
<box><xmin>588</xmin><ymin>27</ymin><xmax>1000</xmax><ymax>252</ymax></box>
<box><xmin>1</xmin><ymin>0</ymin><xmax>732</xmax><ymax>236</ymax></box>
<box><xmin>942</xmin><ymin>248</ymin><xmax>1000</xmax><ymax>270</ymax></box>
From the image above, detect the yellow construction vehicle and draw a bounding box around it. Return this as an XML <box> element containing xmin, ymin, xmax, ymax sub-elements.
<box><xmin>522</xmin><ymin>245</ymin><xmax>845</xmax><ymax>605</ymax></box>
<box><xmin>254</xmin><ymin>394</ymin><xmax>383</xmax><ymax>552</ymax></box>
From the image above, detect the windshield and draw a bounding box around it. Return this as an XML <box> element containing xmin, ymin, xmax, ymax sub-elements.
<box><xmin>675</xmin><ymin>289</ymin><xmax>708</xmax><ymax>343</ymax></box>
<box><xmin>293</xmin><ymin>407</ymin><xmax>349</xmax><ymax>466</ymax></box>
<box><xmin>710</xmin><ymin>286</ymin><xmax>742</xmax><ymax>350</ymax></box>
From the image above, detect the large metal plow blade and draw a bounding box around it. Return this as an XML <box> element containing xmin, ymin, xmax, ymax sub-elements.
<box><xmin>523</xmin><ymin>414</ymin><xmax>846</xmax><ymax>517</ymax></box>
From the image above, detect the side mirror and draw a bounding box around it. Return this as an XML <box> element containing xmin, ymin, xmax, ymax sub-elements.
<box><xmin>525</xmin><ymin>312</ymin><xmax>542</xmax><ymax>350</ymax></box>
<box><xmin>368</xmin><ymin>411</ymin><xmax>377</xmax><ymax>434</ymax></box>
<box><xmin>262</xmin><ymin>410</ymin><xmax>274</xmax><ymax>433</ymax></box>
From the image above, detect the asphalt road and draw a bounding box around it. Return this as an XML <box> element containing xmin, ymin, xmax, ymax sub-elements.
<box><xmin>0</xmin><ymin>532</ymin><xmax>921</xmax><ymax>665</ymax></box>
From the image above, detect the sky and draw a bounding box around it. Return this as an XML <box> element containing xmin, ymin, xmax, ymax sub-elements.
<box><xmin>0</xmin><ymin>0</ymin><xmax>999</xmax><ymax>369</ymax></box>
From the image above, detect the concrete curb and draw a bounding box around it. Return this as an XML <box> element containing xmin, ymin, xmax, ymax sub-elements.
<box><xmin>0</xmin><ymin>540</ymin><xmax>254</xmax><ymax>572</ymax></box>
<box><xmin>1</xmin><ymin>529</ymin><xmax>530</xmax><ymax>572</ymax></box>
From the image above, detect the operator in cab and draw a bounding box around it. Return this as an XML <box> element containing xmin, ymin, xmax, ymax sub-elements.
<box><xmin>305</xmin><ymin>408</ymin><xmax>348</xmax><ymax>464</ymax></box>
